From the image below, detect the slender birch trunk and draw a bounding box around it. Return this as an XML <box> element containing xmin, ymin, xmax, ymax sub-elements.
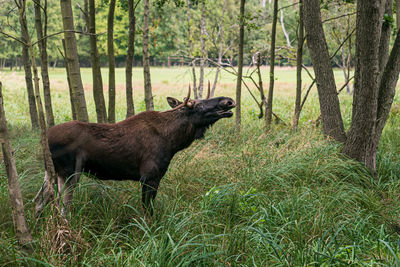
<box><xmin>0</xmin><ymin>82</ymin><xmax>32</xmax><ymax>247</ymax></box>
<box><xmin>19</xmin><ymin>4</ymin><xmax>38</xmax><ymax>129</ymax></box>
<box><xmin>34</xmin><ymin>0</ymin><xmax>55</xmax><ymax>127</ymax></box>
<box><xmin>235</xmin><ymin>0</ymin><xmax>245</xmax><ymax>128</ymax></box>
<box><xmin>16</xmin><ymin>0</ymin><xmax>57</xmax><ymax>216</ymax></box>
<box><xmin>88</xmin><ymin>0</ymin><xmax>107</xmax><ymax>123</ymax></box>
<box><xmin>211</xmin><ymin>0</ymin><xmax>227</xmax><ymax>98</ymax></box>
<box><xmin>265</xmin><ymin>0</ymin><xmax>278</xmax><ymax>130</ymax></box>
<box><xmin>107</xmin><ymin>0</ymin><xmax>116</xmax><ymax>122</ymax></box>
<box><xmin>60</xmin><ymin>0</ymin><xmax>89</xmax><ymax>122</ymax></box>
<box><xmin>292</xmin><ymin>0</ymin><xmax>303</xmax><ymax>129</ymax></box>
<box><xmin>199</xmin><ymin>1</ymin><xmax>206</xmax><ymax>99</ymax></box>
<box><xmin>186</xmin><ymin>0</ymin><xmax>198</xmax><ymax>99</ymax></box>
<box><xmin>143</xmin><ymin>0</ymin><xmax>154</xmax><ymax>110</ymax></box>
<box><xmin>126</xmin><ymin>0</ymin><xmax>137</xmax><ymax>118</ymax></box>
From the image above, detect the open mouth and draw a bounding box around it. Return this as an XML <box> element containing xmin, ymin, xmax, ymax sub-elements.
<box><xmin>217</xmin><ymin>110</ymin><xmax>234</xmax><ymax>117</ymax></box>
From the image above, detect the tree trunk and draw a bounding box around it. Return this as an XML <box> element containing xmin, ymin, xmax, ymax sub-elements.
<box><xmin>16</xmin><ymin>0</ymin><xmax>57</xmax><ymax>218</ymax></box>
<box><xmin>374</xmin><ymin>29</ymin><xmax>400</xmax><ymax>155</ymax></box>
<box><xmin>0</xmin><ymin>82</ymin><xmax>32</xmax><ymax>247</ymax></box>
<box><xmin>342</xmin><ymin>1</ymin><xmax>382</xmax><ymax>171</ymax></box>
<box><xmin>257</xmin><ymin>53</ymin><xmax>266</xmax><ymax>118</ymax></box>
<box><xmin>343</xmin><ymin>0</ymin><xmax>400</xmax><ymax>173</ymax></box>
<box><xmin>142</xmin><ymin>0</ymin><xmax>154</xmax><ymax>110</ymax></box>
<box><xmin>60</xmin><ymin>0</ymin><xmax>89</xmax><ymax>122</ymax></box>
<box><xmin>88</xmin><ymin>0</ymin><xmax>107</xmax><ymax>123</ymax></box>
<box><xmin>19</xmin><ymin>6</ymin><xmax>39</xmax><ymax>129</ymax></box>
<box><xmin>303</xmin><ymin>0</ymin><xmax>346</xmax><ymax>142</ymax></box>
<box><xmin>126</xmin><ymin>0</ymin><xmax>136</xmax><ymax>118</ymax></box>
<box><xmin>344</xmin><ymin>15</ymin><xmax>352</xmax><ymax>94</ymax></box>
<box><xmin>107</xmin><ymin>0</ymin><xmax>116</xmax><ymax>123</ymax></box>
<box><xmin>199</xmin><ymin>1</ymin><xmax>206</xmax><ymax>99</ymax></box>
<box><xmin>280</xmin><ymin>9</ymin><xmax>291</xmax><ymax>47</ymax></box>
<box><xmin>340</xmin><ymin>46</ymin><xmax>351</xmax><ymax>94</ymax></box>
<box><xmin>378</xmin><ymin>0</ymin><xmax>393</xmax><ymax>81</ymax></box>
<box><xmin>211</xmin><ymin>0</ymin><xmax>227</xmax><ymax>98</ymax></box>
<box><xmin>265</xmin><ymin>0</ymin><xmax>278</xmax><ymax>130</ymax></box>
<box><xmin>397</xmin><ymin>0</ymin><xmax>400</xmax><ymax>29</ymax></box>
<box><xmin>62</xmin><ymin>39</ymin><xmax>77</xmax><ymax>120</ymax></box>
<box><xmin>292</xmin><ymin>0</ymin><xmax>303</xmax><ymax>129</ymax></box>
<box><xmin>235</xmin><ymin>0</ymin><xmax>245</xmax><ymax>128</ymax></box>
<box><xmin>34</xmin><ymin>0</ymin><xmax>55</xmax><ymax>127</ymax></box>
<box><xmin>186</xmin><ymin>0</ymin><xmax>198</xmax><ymax>99</ymax></box>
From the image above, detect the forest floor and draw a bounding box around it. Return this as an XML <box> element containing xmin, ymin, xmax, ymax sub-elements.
<box><xmin>0</xmin><ymin>67</ymin><xmax>399</xmax><ymax>266</ymax></box>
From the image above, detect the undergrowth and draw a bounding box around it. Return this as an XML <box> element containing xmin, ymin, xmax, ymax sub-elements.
<box><xmin>0</xmin><ymin>70</ymin><xmax>399</xmax><ymax>266</ymax></box>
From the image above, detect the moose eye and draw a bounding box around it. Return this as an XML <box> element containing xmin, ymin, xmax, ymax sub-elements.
<box><xmin>195</xmin><ymin>103</ymin><xmax>204</xmax><ymax>110</ymax></box>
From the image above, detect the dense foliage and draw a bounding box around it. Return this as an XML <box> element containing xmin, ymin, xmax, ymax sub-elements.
<box><xmin>0</xmin><ymin>0</ymin><xmax>359</xmax><ymax>67</ymax></box>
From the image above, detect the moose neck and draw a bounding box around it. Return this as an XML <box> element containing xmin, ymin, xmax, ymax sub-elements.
<box><xmin>161</xmin><ymin>111</ymin><xmax>206</xmax><ymax>154</ymax></box>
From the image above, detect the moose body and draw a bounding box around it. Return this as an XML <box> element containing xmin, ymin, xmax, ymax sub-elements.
<box><xmin>36</xmin><ymin>90</ymin><xmax>235</xmax><ymax>216</ymax></box>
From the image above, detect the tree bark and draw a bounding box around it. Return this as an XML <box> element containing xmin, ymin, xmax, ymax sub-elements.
<box><xmin>265</xmin><ymin>0</ymin><xmax>278</xmax><ymax>130</ymax></box>
<box><xmin>292</xmin><ymin>0</ymin><xmax>303</xmax><ymax>129</ymax></box>
<box><xmin>60</xmin><ymin>0</ymin><xmax>89</xmax><ymax>122</ymax></box>
<box><xmin>342</xmin><ymin>1</ymin><xmax>383</xmax><ymax>172</ymax></box>
<box><xmin>19</xmin><ymin>5</ymin><xmax>39</xmax><ymax>129</ymax></box>
<box><xmin>62</xmin><ymin>39</ymin><xmax>77</xmax><ymax>120</ymax></box>
<box><xmin>186</xmin><ymin>0</ymin><xmax>198</xmax><ymax>99</ymax></box>
<box><xmin>235</xmin><ymin>0</ymin><xmax>245</xmax><ymax>128</ymax></box>
<box><xmin>0</xmin><ymin>82</ymin><xmax>32</xmax><ymax>247</ymax></box>
<box><xmin>34</xmin><ymin>0</ymin><xmax>55</xmax><ymax>127</ymax></box>
<box><xmin>397</xmin><ymin>0</ymin><xmax>400</xmax><ymax>29</ymax></box>
<box><xmin>211</xmin><ymin>0</ymin><xmax>227</xmax><ymax>98</ymax></box>
<box><xmin>280</xmin><ymin>9</ymin><xmax>291</xmax><ymax>47</ymax></box>
<box><xmin>303</xmin><ymin>0</ymin><xmax>346</xmax><ymax>142</ymax></box>
<box><xmin>126</xmin><ymin>0</ymin><xmax>136</xmax><ymax>118</ymax></box>
<box><xmin>378</xmin><ymin>0</ymin><xmax>393</xmax><ymax>81</ymax></box>
<box><xmin>16</xmin><ymin>0</ymin><xmax>57</xmax><ymax>218</ymax></box>
<box><xmin>257</xmin><ymin>52</ymin><xmax>266</xmax><ymax>118</ymax></box>
<box><xmin>143</xmin><ymin>0</ymin><xmax>154</xmax><ymax>110</ymax></box>
<box><xmin>199</xmin><ymin>1</ymin><xmax>206</xmax><ymax>99</ymax></box>
<box><xmin>374</xmin><ymin>29</ymin><xmax>400</xmax><ymax>151</ymax></box>
<box><xmin>339</xmin><ymin>46</ymin><xmax>351</xmax><ymax>94</ymax></box>
<box><xmin>88</xmin><ymin>0</ymin><xmax>107</xmax><ymax>123</ymax></box>
<box><xmin>107</xmin><ymin>0</ymin><xmax>116</xmax><ymax>123</ymax></box>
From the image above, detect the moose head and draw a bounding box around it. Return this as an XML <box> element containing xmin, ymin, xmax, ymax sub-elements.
<box><xmin>166</xmin><ymin>81</ymin><xmax>236</xmax><ymax>127</ymax></box>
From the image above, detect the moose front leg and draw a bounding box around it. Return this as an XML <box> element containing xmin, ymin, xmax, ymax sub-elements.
<box><xmin>140</xmin><ymin>157</ymin><xmax>170</xmax><ymax>216</ymax></box>
<box><xmin>141</xmin><ymin>178</ymin><xmax>160</xmax><ymax>216</ymax></box>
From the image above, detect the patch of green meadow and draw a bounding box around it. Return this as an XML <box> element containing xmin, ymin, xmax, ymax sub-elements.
<box><xmin>0</xmin><ymin>67</ymin><xmax>399</xmax><ymax>266</ymax></box>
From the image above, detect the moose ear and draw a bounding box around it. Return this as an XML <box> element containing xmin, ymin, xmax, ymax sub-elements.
<box><xmin>167</xmin><ymin>97</ymin><xmax>182</xmax><ymax>108</ymax></box>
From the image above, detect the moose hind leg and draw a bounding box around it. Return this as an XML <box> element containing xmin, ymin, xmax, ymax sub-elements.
<box><xmin>60</xmin><ymin>154</ymin><xmax>84</xmax><ymax>217</ymax></box>
<box><xmin>34</xmin><ymin>171</ymin><xmax>51</xmax><ymax>216</ymax></box>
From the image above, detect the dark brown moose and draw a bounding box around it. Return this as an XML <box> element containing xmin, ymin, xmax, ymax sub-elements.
<box><xmin>35</xmin><ymin>85</ymin><xmax>235</xmax><ymax>216</ymax></box>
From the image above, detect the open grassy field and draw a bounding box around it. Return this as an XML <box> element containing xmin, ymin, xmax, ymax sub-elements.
<box><xmin>0</xmin><ymin>67</ymin><xmax>399</xmax><ymax>266</ymax></box>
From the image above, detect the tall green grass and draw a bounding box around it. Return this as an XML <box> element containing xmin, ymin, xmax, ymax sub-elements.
<box><xmin>0</xmin><ymin>68</ymin><xmax>399</xmax><ymax>266</ymax></box>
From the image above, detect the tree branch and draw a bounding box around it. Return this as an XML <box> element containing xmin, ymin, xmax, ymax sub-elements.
<box><xmin>0</xmin><ymin>30</ymin><xmax>25</xmax><ymax>45</ymax></box>
<box><xmin>337</xmin><ymin>75</ymin><xmax>354</xmax><ymax>95</ymax></box>
<box><xmin>329</xmin><ymin>27</ymin><xmax>355</xmax><ymax>60</ymax></box>
<box><xmin>32</xmin><ymin>30</ymin><xmax>105</xmax><ymax>46</ymax></box>
<box><xmin>322</xmin><ymin>11</ymin><xmax>357</xmax><ymax>24</ymax></box>
<box><xmin>278</xmin><ymin>2</ymin><xmax>298</xmax><ymax>11</ymax></box>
